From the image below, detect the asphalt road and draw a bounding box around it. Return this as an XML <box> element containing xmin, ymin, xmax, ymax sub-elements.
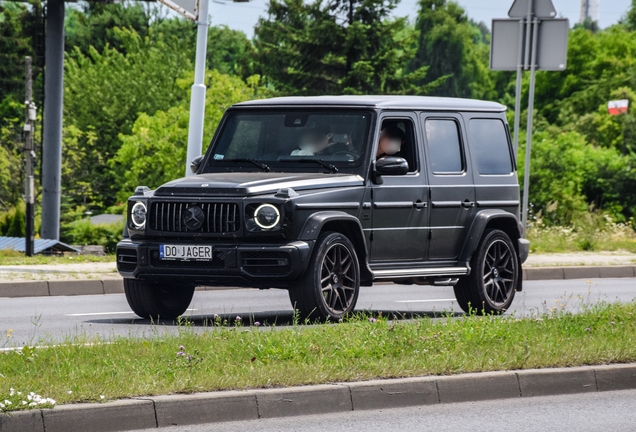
<box><xmin>1</xmin><ymin>278</ymin><xmax>635</xmax><ymax>347</ymax></box>
<box><xmin>126</xmin><ymin>389</ymin><xmax>636</xmax><ymax>432</ymax></box>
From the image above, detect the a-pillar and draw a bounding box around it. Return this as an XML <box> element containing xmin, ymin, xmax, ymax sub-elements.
<box><xmin>41</xmin><ymin>0</ymin><xmax>64</xmax><ymax>240</ymax></box>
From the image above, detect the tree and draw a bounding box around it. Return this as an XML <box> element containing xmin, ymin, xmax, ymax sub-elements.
<box><xmin>114</xmin><ymin>71</ymin><xmax>262</xmax><ymax>200</ymax></box>
<box><xmin>63</xmin><ymin>27</ymin><xmax>193</xmax><ymax>208</ymax></box>
<box><xmin>254</xmin><ymin>0</ymin><xmax>439</xmax><ymax>95</ymax></box>
<box><xmin>65</xmin><ymin>1</ymin><xmax>153</xmax><ymax>55</ymax></box>
<box><xmin>409</xmin><ymin>0</ymin><xmax>492</xmax><ymax>99</ymax></box>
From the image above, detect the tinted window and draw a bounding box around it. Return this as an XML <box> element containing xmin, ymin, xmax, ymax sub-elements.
<box><xmin>425</xmin><ymin>119</ymin><xmax>463</xmax><ymax>174</ymax></box>
<box><xmin>469</xmin><ymin>119</ymin><xmax>513</xmax><ymax>175</ymax></box>
<box><xmin>379</xmin><ymin>119</ymin><xmax>418</xmax><ymax>173</ymax></box>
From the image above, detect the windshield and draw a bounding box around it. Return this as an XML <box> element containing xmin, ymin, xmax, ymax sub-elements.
<box><xmin>202</xmin><ymin>109</ymin><xmax>372</xmax><ymax>173</ymax></box>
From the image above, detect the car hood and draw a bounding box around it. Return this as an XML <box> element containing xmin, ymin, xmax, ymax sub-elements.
<box><xmin>153</xmin><ymin>172</ymin><xmax>365</xmax><ymax>197</ymax></box>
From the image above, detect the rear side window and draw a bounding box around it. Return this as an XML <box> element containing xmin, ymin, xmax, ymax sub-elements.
<box><xmin>469</xmin><ymin>119</ymin><xmax>513</xmax><ymax>175</ymax></box>
<box><xmin>424</xmin><ymin>119</ymin><xmax>463</xmax><ymax>174</ymax></box>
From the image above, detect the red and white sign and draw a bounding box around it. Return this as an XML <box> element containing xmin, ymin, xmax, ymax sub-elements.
<box><xmin>608</xmin><ymin>99</ymin><xmax>629</xmax><ymax>115</ymax></box>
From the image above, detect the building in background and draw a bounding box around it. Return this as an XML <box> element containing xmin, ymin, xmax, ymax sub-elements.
<box><xmin>579</xmin><ymin>0</ymin><xmax>600</xmax><ymax>23</ymax></box>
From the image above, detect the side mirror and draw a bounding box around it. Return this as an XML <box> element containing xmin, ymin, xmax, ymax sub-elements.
<box><xmin>375</xmin><ymin>156</ymin><xmax>409</xmax><ymax>176</ymax></box>
<box><xmin>190</xmin><ymin>155</ymin><xmax>205</xmax><ymax>174</ymax></box>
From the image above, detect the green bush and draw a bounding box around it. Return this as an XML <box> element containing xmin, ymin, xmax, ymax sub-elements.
<box><xmin>60</xmin><ymin>219</ymin><xmax>124</xmax><ymax>253</ymax></box>
<box><xmin>0</xmin><ymin>202</ymin><xmax>25</xmax><ymax>237</ymax></box>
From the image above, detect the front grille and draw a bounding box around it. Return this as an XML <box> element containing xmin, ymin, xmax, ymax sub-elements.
<box><xmin>149</xmin><ymin>202</ymin><xmax>239</xmax><ymax>233</ymax></box>
<box><xmin>117</xmin><ymin>249</ymin><xmax>138</xmax><ymax>272</ymax></box>
<box><xmin>242</xmin><ymin>251</ymin><xmax>290</xmax><ymax>276</ymax></box>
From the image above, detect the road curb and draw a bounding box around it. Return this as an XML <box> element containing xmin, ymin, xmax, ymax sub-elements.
<box><xmin>2</xmin><ymin>363</ymin><xmax>636</xmax><ymax>432</ymax></box>
<box><xmin>0</xmin><ymin>265</ymin><xmax>634</xmax><ymax>298</ymax></box>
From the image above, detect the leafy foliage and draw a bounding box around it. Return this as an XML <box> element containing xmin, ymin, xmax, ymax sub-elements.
<box><xmin>114</xmin><ymin>72</ymin><xmax>262</xmax><ymax>200</ymax></box>
<box><xmin>410</xmin><ymin>0</ymin><xmax>494</xmax><ymax>99</ymax></box>
<box><xmin>254</xmin><ymin>0</ymin><xmax>440</xmax><ymax>95</ymax></box>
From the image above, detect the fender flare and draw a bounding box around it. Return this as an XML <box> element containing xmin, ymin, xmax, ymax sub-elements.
<box><xmin>459</xmin><ymin>210</ymin><xmax>522</xmax><ymax>262</ymax></box>
<box><xmin>459</xmin><ymin>209</ymin><xmax>524</xmax><ymax>291</ymax></box>
<box><xmin>299</xmin><ymin>211</ymin><xmax>373</xmax><ymax>283</ymax></box>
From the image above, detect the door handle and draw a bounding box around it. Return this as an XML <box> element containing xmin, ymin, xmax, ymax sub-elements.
<box><xmin>461</xmin><ymin>201</ymin><xmax>475</xmax><ymax>208</ymax></box>
<box><xmin>414</xmin><ymin>201</ymin><xmax>427</xmax><ymax>209</ymax></box>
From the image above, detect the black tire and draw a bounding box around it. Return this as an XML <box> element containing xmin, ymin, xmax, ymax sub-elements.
<box><xmin>124</xmin><ymin>279</ymin><xmax>195</xmax><ymax>320</ymax></box>
<box><xmin>453</xmin><ymin>229</ymin><xmax>519</xmax><ymax>315</ymax></box>
<box><xmin>289</xmin><ymin>231</ymin><xmax>361</xmax><ymax>322</ymax></box>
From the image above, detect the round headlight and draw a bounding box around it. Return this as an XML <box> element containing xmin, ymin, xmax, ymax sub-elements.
<box><xmin>131</xmin><ymin>202</ymin><xmax>147</xmax><ymax>229</ymax></box>
<box><xmin>254</xmin><ymin>204</ymin><xmax>280</xmax><ymax>230</ymax></box>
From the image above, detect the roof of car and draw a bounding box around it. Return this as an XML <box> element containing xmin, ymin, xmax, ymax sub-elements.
<box><xmin>234</xmin><ymin>95</ymin><xmax>507</xmax><ymax>112</ymax></box>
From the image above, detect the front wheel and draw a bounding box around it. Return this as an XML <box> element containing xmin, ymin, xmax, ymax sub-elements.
<box><xmin>289</xmin><ymin>231</ymin><xmax>360</xmax><ymax>322</ymax></box>
<box><xmin>454</xmin><ymin>229</ymin><xmax>519</xmax><ymax>315</ymax></box>
<box><xmin>124</xmin><ymin>279</ymin><xmax>194</xmax><ymax>320</ymax></box>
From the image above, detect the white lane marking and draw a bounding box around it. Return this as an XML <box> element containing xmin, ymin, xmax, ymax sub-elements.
<box><xmin>65</xmin><ymin>309</ymin><xmax>197</xmax><ymax>317</ymax></box>
<box><xmin>395</xmin><ymin>299</ymin><xmax>456</xmax><ymax>303</ymax></box>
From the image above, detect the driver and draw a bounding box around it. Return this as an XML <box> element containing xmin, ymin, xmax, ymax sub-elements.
<box><xmin>376</xmin><ymin>126</ymin><xmax>405</xmax><ymax>159</ymax></box>
<box><xmin>291</xmin><ymin>128</ymin><xmax>334</xmax><ymax>156</ymax></box>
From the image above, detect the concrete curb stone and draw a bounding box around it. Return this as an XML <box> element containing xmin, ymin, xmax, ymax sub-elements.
<box><xmin>517</xmin><ymin>367</ymin><xmax>597</xmax><ymax>397</ymax></box>
<box><xmin>254</xmin><ymin>384</ymin><xmax>352</xmax><ymax>418</ymax></box>
<box><xmin>598</xmin><ymin>266</ymin><xmax>636</xmax><ymax>279</ymax></box>
<box><xmin>4</xmin><ymin>364</ymin><xmax>636</xmax><ymax>432</ymax></box>
<box><xmin>348</xmin><ymin>377</ymin><xmax>439</xmax><ymax>410</ymax></box>
<box><xmin>148</xmin><ymin>391</ymin><xmax>259</xmax><ymax>427</ymax></box>
<box><xmin>40</xmin><ymin>399</ymin><xmax>156</xmax><ymax>432</ymax></box>
<box><xmin>0</xmin><ymin>281</ymin><xmax>48</xmax><ymax>298</ymax></box>
<box><xmin>525</xmin><ymin>267</ymin><xmax>565</xmax><ymax>280</ymax></box>
<box><xmin>102</xmin><ymin>279</ymin><xmax>124</xmax><ymax>294</ymax></box>
<box><xmin>48</xmin><ymin>279</ymin><xmax>104</xmax><ymax>296</ymax></box>
<box><xmin>594</xmin><ymin>364</ymin><xmax>636</xmax><ymax>392</ymax></box>
<box><xmin>437</xmin><ymin>371</ymin><xmax>520</xmax><ymax>403</ymax></box>
<box><xmin>0</xmin><ymin>409</ymin><xmax>43</xmax><ymax>432</ymax></box>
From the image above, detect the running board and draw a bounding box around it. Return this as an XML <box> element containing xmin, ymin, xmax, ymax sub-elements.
<box><xmin>372</xmin><ymin>267</ymin><xmax>469</xmax><ymax>280</ymax></box>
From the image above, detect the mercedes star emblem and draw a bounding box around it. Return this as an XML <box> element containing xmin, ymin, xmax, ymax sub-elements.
<box><xmin>184</xmin><ymin>206</ymin><xmax>205</xmax><ymax>231</ymax></box>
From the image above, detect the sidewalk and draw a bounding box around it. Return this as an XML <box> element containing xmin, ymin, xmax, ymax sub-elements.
<box><xmin>3</xmin><ymin>363</ymin><xmax>636</xmax><ymax>432</ymax></box>
<box><xmin>0</xmin><ymin>252</ymin><xmax>634</xmax><ymax>298</ymax></box>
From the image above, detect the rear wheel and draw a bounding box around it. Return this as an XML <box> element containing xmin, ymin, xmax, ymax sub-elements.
<box><xmin>289</xmin><ymin>231</ymin><xmax>360</xmax><ymax>322</ymax></box>
<box><xmin>454</xmin><ymin>229</ymin><xmax>518</xmax><ymax>315</ymax></box>
<box><xmin>124</xmin><ymin>279</ymin><xmax>194</xmax><ymax>320</ymax></box>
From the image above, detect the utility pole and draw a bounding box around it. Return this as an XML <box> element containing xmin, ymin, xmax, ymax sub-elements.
<box><xmin>24</xmin><ymin>57</ymin><xmax>36</xmax><ymax>257</ymax></box>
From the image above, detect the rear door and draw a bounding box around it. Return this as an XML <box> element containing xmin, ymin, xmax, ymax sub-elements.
<box><xmin>464</xmin><ymin>115</ymin><xmax>520</xmax><ymax>218</ymax></box>
<box><xmin>421</xmin><ymin>113</ymin><xmax>476</xmax><ymax>261</ymax></box>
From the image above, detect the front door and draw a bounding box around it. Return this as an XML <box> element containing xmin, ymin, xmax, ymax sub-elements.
<box><xmin>421</xmin><ymin>114</ymin><xmax>476</xmax><ymax>261</ymax></box>
<box><xmin>370</xmin><ymin>114</ymin><xmax>429</xmax><ymax>263</ymax></box>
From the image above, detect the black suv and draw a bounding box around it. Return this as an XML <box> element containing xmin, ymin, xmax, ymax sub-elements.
<box><xmin>117</xmin><ymin>96</ymin><xmax>530</xmax><ymax>320</ymax></box>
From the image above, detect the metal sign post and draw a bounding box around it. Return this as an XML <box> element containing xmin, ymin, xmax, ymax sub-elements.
<box><xmin>24</xmin><ymin>57</ymin><xmax>36</xmax><ymax>257</ymax></box>
<box><xmin>490</xmin><ymin>0</ymin><xmax>569</xmax><ymax>237</ymax></box>
<box><xmin>156</xmin><ymin>0</ymin><xmax>209</xmax><ymax>177</ymax></box>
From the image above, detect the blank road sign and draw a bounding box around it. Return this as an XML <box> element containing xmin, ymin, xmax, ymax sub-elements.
<box><xmin>536</xmin><ymin>19</ymin><xmax>569</xmax><ymax>71</ymax></box>
<box><xmin>491</xmin><ymin>19</ymin><xmax>525</xmax><ymax>71</ymax></box>
<box><xmin>490</xmin><ymin>18</ymin><xmax>569</xmax><ymax>71</ymax></box>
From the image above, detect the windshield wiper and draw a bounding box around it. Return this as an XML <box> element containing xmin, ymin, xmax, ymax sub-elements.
<box><xmin>224</xmin><ymin>158</ymin><xmax>270</xmax><ymax>172</ymax></box>
<box><xmin>279</xmin><ymin>158</ymin><xmax>339</xmax><ymax>173</ymax></box>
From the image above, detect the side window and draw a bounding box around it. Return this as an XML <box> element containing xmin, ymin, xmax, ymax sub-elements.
<box><xmin>425</xmin><ymin>119</ymin><xmax>463</xmax><ymax>174</ymax></box>
<box><xmin>379</xmin><ymin>119</ymin><xmax>418</xmax><ymax>173</ymax></box>
<box><xmin>469</xmin><ymin>119</ymin><xmax>513</xmax><ymax>175</ymax></box>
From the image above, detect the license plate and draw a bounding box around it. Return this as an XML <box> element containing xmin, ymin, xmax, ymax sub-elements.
<box><xmin>159</xmin><ymin>245</ymin><xmax>213</xmax><ymax>261</ymax></box>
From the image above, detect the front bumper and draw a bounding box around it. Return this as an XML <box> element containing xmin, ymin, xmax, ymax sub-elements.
<box><xmin>116</xmin><ymin>239</ymin><xmax>313</xmax><ymax>288</ymax></box>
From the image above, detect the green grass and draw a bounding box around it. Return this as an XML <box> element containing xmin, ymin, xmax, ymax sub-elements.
<box><xmin>527</xmin><ymin>220</ymin><xmax>636</xmax><ymax>253</ymax></box>
<box><xmin>1</xmin><ymin>299</ymin><xmax>636</xmax><ymax>412</ymax></box>
<box><xmin>0</xmin><ymin>250</ymin><xmax>115</xmax><ymax>266</ymax></box>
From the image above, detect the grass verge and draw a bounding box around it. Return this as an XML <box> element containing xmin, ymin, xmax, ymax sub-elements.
<box><xmin>0</xmin><ymin>250</ymin><xmax>115</xmax><ymax>266</ymax></box>
<box><xmin>1</xmin><ymin>300</ymin><xmax>636</xmax><ymax>412</ymax></box>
